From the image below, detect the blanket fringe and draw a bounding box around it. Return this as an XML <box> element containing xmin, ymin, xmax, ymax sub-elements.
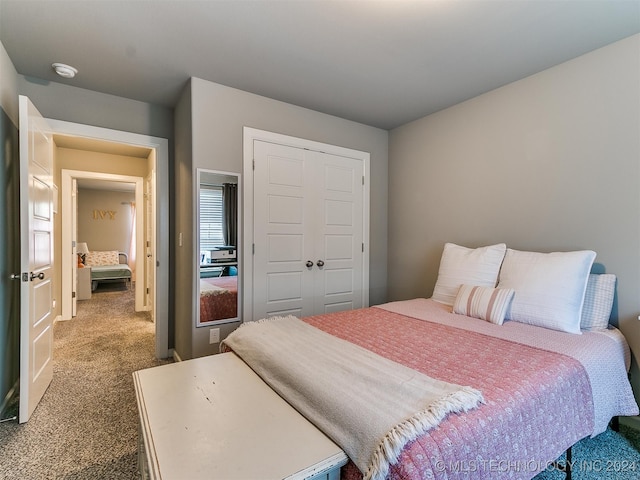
<box><xmin>364</xmin><ymin>387</ymin><xmax>485</xmax><ymax>480</ymax></box>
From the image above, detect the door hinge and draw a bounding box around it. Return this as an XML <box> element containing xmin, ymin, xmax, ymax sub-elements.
<box><xmin>146</xmin><ymin>288</ymin><xmax>149</xmax><ymax>294</ymax></box>
<box><xmin>362</xmin><ymin>175</ymin><xmax>364</xmax><ymax>185</ymax></box>
<box><xmin>252</xmin><ymin>243</ymin><xmax>255</xmax><ymax>255</ymax></box>
<box><xmin>362</xmin><ymin>243</ymin><xmax>364</xmax><ymax>252</ymax></box>
<box><xmin>253</xmin><ymin>159</ymin><xmax>255</xmax><ymax>170</ymax></box>
<box><xmin>72</xmin><ymin>291</ymin><xmax>76</xmax><ymax>298</ymax></box>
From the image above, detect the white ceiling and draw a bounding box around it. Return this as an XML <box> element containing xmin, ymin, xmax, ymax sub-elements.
<box><xmin>1</xmin><ymin>0</ymin><xmax>639</xmax><ymax>130</ymax></box>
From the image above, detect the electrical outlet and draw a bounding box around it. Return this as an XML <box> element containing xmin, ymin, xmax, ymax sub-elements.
<box><xmin>209</xmin><ymin>328</ymin><xmax>220</xmax><ymax>344</ymax></box>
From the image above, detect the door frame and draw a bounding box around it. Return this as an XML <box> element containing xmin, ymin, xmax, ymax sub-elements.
<box><xmin>49</xmin><ymin>119</ymin><xmax>170</xmax><ymax>359</ymax></box>
<box><xmin>242</xmin><ymin>127</ymin><xmax>370</xmax><ymax>322</ymax></box>
<box><xmin>61</xmin><ymin>169</ymin><xmax>144</xmax><ymax>312</ymax></box>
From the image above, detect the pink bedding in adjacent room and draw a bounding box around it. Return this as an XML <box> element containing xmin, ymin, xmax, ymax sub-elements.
<box><xmin>199</xmin><ymin>276</ymin><xmax>238</xmax><ymax>322</ymax></box>
<box><xmin>302</xmin><ymin>298</ymin><xmax>638</xmax><ymax>480</ymax></box>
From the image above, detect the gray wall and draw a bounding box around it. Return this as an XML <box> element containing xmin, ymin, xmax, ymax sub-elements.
<box><xmin>173</xmin><ymin>81</ymin><xmax>193</xmax><ymax>359</ymax></box>
<box><xmin>17</xmin><ymin>76</ymin><xmax>173</xmax><ymax>141</ymax></box>
<box><xmin>388</xmin><ymin>35</ymin><xmax>640</xmax><ymax>405</ymax></box>
<box><xmin>77</xmin><ymin>189</ymin><xmax>136</xmax><ymax>257</ymax></box>
<box><xmin>174</xmin><ymin>77</ymin><xmax>389</xmax><ymax>359</ymax></box>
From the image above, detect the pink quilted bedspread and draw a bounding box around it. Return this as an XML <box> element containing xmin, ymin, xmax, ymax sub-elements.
<box><xmin>303</xmin><ymin>304</ymin><xmax>595</xmax><ymax>480</ymax></box>
<box><xmin>199</xmin><ymin>276</ymin><xmax>237</xmax><ymax>322</ymax></box>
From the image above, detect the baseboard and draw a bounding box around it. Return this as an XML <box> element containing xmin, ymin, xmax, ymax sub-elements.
<box><xmin>54</xmin><ymin>315</ymin><xmax>64</xmax><ymax>322</ymax></box>
<box><xmin>173</xmin><ymin>350</ymin><xmax>183</xmax><ymax>362</ymax></box>
<box><xmin>620</xmin><ymin>415</ymin><xmax>640</xmax><ymax>431</ymax></box>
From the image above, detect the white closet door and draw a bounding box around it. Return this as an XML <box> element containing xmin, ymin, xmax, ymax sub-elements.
<box><xmin>252</xmin><ymin>141</ymin><xmax>364</xmax><ymax>320</ymax></box>
<box><xmin>253</xmin><ymin>141</ymin><xmax>315</xmax><ymax>319</ymax></box>
<box><xmin>311</xmin><ymin>151</ymin><xmax>364</xmax><ymax>314</ymax></box>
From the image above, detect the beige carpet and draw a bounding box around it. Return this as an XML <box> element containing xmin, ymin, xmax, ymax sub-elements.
<box><xmin>0</xmin><ymin>285</ymin><xmax>171</xmax><ymax>479</ymax></box>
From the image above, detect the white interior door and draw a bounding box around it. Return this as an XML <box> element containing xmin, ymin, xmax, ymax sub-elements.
<box><xmin>18</xmin><ymin>95</ymin><xmax>54</xmax><ymax>423</ymax></box>
<box><xmin>145</xmin><ymin>172</ymin><xmax>156</xmax><ymax>314</ymax></box>
<box><xmin>252</xmin><ymin>140</ymin><xmax>364</xmax><ymax>320</ymax></box>
<box><xmin>71</xmin><ymin>178</ymin><xmax>78</xmax><ymax>317</ymax></box>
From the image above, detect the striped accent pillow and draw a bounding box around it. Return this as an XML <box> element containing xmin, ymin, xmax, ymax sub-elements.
<box><xmin>581</xmin><ymin>274</ymin><xmax>616</xmax><ymax>331</ymax></box>
<box><xmin>453</xmin><ymin>285</ymin><xmax>515</xmax><ymax>325</ymax></box>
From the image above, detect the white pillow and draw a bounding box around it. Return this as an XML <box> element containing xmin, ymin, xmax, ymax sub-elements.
<box><xmin>498</xmin><ymin>248</ymin><xmax>596</xmax><ymax>334</ymax></box>
<box><xmin>581</xmin><ymin>274</ymin><xmax>616</xmax><ymax>331</ymax></box>
<box><xmin>432</xmin><ymin>243</ymin><xmax>507</xmax><ymax>306</ymax></box>
<box><xmin>453</xmin><ymin>285</ymin><xmax>515</xmax><ymax>325</ymax></box>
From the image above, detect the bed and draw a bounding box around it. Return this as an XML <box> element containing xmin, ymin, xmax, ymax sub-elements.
<box><xmin>84</xmin><ymin>250</ymin><xmax>132</xmax><ymax>291</ymax></box>
<box><xmin>200</xmin><ymin>275</ymin><xmax>238</xmax><ymax>322</ymax></box>
<box><xmin>222</xmin><ymin>243</ymin><xmax>639</xmax><ymax>480</ymax></box>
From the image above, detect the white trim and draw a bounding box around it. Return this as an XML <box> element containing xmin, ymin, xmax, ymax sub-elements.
<box><xmin>242</xmin><ymin>127</ymin><xmax>370</xmax><ymax>322</ymax></box>
<box><xmin>50</xmin><ymin>119</ymin><xmax>169</xmax><ymax>359</ymax></box>
<box><xmin>62</xmin><ymin>170</ymin><xmax>144</xmax><ymax>311</ymax></box>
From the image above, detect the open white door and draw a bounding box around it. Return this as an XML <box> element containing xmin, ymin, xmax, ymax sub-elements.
<box><xmin>18</xmin><ymin>95</ymin><xmax>54</xmax><ymax>423</ymax></box>
<box><xmin>144</xmin><ymin>172</ymin><xmax>156</xmax><ymax>314</ymax></box>
<box><xmin>71</xmin><ymin>178</ymin><xmax>78</xmax><ymax>317</ymax></box>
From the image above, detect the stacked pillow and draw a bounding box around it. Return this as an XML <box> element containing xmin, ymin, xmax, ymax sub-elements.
<box><xmin>432</xmin><ymin>243</ymin><xmax>613</xmax><ymax>333</ymax></box>
<box><xmin>497</xmin><ymin>249</ymin><xmax>595</xmax><ymax>334</ymax></box>
<box><xmin>580</xmin><ymin>273</ymin><xmax>616</xmax><ymax>331</ymax></box>
<box><xmin>432</xmin><ymin>243</ymin><xmax>507</xmax><ymax>306</ymax></box>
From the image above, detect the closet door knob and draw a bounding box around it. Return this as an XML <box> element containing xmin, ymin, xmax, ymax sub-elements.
<box><xmin>316</xmin><ymin>260</ymin><xmax>325</xmax><ymax>267</ymax></box>
<box><xmin>305</xmin><ymin>261</ymin><xmax>314</xmax><ymax>268</ymax></box>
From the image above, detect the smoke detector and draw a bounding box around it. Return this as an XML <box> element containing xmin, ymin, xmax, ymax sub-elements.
<box><xmin>52</xmin><ymin>63</ymin><xmax>78</xmax><ymax>79</ymax></box>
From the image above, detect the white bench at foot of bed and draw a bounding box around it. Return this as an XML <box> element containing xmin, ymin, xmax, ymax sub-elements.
<box><xmin>133</xmin><ymin>352</ymin><xmax>348</xmax><ymax>480</ymax></box>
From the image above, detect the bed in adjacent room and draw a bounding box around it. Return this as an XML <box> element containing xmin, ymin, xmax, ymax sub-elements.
<box><xmin>200</xmin><ymin>275</ymin><xmax>238</xmax><ymax>322</ymax></box>
<box><xmin>221</xmin><ymin>243</ymin><xmax>638</xmax><ymax>480</ymax></box>
<box><xmin>84</xmin><ymin>250</ymin><xmax>132</xmax><ymax>291</ymax></box>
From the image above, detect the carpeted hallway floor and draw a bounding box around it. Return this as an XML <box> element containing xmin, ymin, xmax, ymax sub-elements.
<box><xmin>0</xmin><ymin>284</ymin><xmax>171</xmax><ymax>479</ymax></box>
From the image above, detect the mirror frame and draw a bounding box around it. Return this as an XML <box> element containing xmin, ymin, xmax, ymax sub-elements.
<box><xmin>195</xmin><ymin>168</ymin><xmax>241</xmax><ymax>327</ymax></box>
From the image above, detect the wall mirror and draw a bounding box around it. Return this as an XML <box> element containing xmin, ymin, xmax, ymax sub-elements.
<box><xmin>196</xmin><ymin>169</ymin><xmax>240</xmax><ymax>327</ymax></box>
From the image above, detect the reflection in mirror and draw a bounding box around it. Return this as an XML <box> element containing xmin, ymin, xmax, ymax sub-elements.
<box><xmin>197</xmin><ymin>169</ymin><xmax>240</xmax><ymax>326</ymax></box>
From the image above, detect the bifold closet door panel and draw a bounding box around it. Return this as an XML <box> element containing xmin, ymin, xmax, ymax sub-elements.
<box><xmin>253</xmin><ymin>141</ymin><xmax>315</xmax><ymax>320</ymax></box>
<box><xmin>310</xmin><ymin>151</ymin><xmax>364</xmax><ymax>315</ymax></box>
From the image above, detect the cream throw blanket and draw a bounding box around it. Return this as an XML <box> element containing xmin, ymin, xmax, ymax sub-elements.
<box><xmin>221</xmin><ymin>316</ymin><xmax>484</xmax><ymax>480</ymax></box>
